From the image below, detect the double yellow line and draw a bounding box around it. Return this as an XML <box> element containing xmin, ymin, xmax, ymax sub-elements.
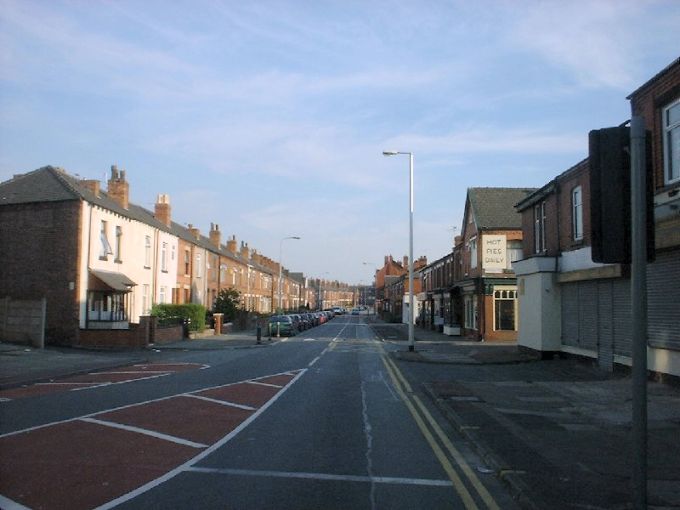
<box><xmin>381</xmin><ymin>354</ymin><xmax>500</xmax><ymax>510</ymax></box>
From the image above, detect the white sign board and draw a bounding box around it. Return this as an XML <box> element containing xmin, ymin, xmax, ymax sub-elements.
<box><xmin>482</xmin><ymin>235</ymin><xmax>506</xmax><ymax>270</ymax></box>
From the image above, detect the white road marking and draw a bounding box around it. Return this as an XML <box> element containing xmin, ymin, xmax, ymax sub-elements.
<box><xmin>184</xmin><ymin>467</ymin><xmax>453</xmax><ymax>487</ymax></box>
<box><xmin>70</xmin><ymin>373</ymin><xmax>171</xmax><ymax>391</ymax></box>
<box><xmin>34</xmin><ymin>382</ymin><xmax>97</xmax><ymax>386</ymax></box>
<box><xmin>0</xmin><ymin>494</ymin><xmax>32</xmax><ymax>510</ymax></box>
<box><xmin>0</xmin><ymin>369</ymin><xmax>298</xmax><ymax>439</ymax></box>
<box><xmin>247</xmin><ymin>381</ymin><xmax>283</xmax><ymax>389</ymax></box>
<box><xmin>94</xmin><ymin>369</ymin><xmax>308</xmax><ymax>510</ymax></box>
<box><xmin>79</xmin><ymin>417</ymin><xmax>208</xmax><ymax>448</ymax></box>
<box><xmin>308</xmin><ymin>356</ymin><xmax>321</xmax><ymax>367</ymax></box>
<box><xmin>93</xmin><ymin>371</ymin><xmax>171</xmax><ymax>374</ymax></box>
<box><xmin>184</xmin><ymin>394</ymin><xmax>257</xmax><ymax>411</ymax></box>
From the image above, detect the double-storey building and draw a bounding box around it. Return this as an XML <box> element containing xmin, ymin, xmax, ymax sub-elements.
<box><xmin>513</xmin><ymin>58</ymin><xmax>680</xmax><ymax>377</ymax></box>
<box><xmin>453</xmin><ymin>187</ymin><xmax>534</xmax><ymax>341</ymax></box>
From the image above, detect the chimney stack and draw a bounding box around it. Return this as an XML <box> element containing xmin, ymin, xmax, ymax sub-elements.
<box><xmin>187</xmin><ymin>223</ymin><xmax>200</xmax><ymax>240</ymax></box>
<box><xmin>154</xmin><ymin>194</ymin><xmax>171</xmax><ymax>227</ymax></box>
<box><xmin>240</xmin><ymin>241</ymin><xmax>250</xmax><ymax>260</ymax></box>
<box><xmin>227</xmin><ymin>235</ymin><xmax>237</xmax><ymax>254</ymax></box>
<box><xmin>81</xmin><ymin>179</ymin><xmax>100</xmax><ymax>197</ymax></box>
<box><xmin>403</xmin><ymin>255</ymin><xmax>409</xmax><ymax>269</ymax></box>
<box><xmin>209</xmin><ymin>223</ymin><xmax>221</xmax><ymax>248</ymax></box>
<box><xmin>107</xmin><ymin>165</ymin><xmax>129</xmax><ymax>209</ymax></box>
<box><xmin>384</xmin><ymin>255</ymin><xmax>389</xmax><ymax>265</ymax></box>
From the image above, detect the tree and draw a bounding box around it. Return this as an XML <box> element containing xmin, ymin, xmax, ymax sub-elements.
<box><xmin>213</xmin><ymin>288</ymin><xmax>241</xmax><ymax>321</ymax></box>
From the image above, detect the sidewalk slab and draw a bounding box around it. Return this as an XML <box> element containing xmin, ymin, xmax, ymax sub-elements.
<box><xmin>422</xmin><ymin>359</ymin><xmax>680</xmax><ymax>510</ymax></box>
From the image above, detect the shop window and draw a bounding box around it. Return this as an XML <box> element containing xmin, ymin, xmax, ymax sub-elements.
<box><xmin>494</xmin><ymin>289</ymin><xmax>517</xmax><ymax>331</ymax></box>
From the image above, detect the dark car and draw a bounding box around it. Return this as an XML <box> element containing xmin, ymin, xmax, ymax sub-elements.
<box><xmin>268</xmin><ymin>315</ymin><xmax>295</xmax><ymax>337</ymax></box>
<box><xmin>289</xmin><ymin>314</ymin><xmax>303</xmax><ymax>332</ymax></box>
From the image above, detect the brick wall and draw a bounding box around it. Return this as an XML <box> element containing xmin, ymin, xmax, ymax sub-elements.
<box><xmin>0</xmin><ymin>200</ymin><xmax>81</xmax><ymax>345</ymax></box>
<box><xmin>78</xmin><ymin>324</ymin><xmax>147</xmax><ymax>348</ymax></box>
<box><xmin>629</xmin><ymin>60</ymin><xmax>680</xmax><ymax>191</ymax></box>
<box><xmin>557</xmin><ymin>160</ymin><xmax>591</xmax><ymax>252</ymax></box>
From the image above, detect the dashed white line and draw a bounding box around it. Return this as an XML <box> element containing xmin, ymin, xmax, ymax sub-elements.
<box><xmin>79</xmin><ymin>417</ymin><xmax>207</xmax><ymax>448</ymax></box>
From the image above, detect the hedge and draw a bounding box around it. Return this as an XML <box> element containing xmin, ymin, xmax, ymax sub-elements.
<box><xmin>151</xmin><ymin>303</ymin><xmax>206</xmax><ymax>332</ymax></box>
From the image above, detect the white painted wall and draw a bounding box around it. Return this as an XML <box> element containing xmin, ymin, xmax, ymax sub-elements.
<box><xmin>514</xmin><ymin>257</ymin><xmax>561</xmax><ymax>351</ymax></box>
<box><xmin>155</xmin><ymin>230</ymin><xmax>178</xmax><ymax>305</ymax></box>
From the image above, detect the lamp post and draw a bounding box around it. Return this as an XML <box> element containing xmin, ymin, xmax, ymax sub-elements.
<box><xmin>278</xmin><ymin>236</ymin><xmax>300</xmax><ymax>313</ymax></box>
<box><xmin>383</xmin><ymin>150</ymin><xmax>415</xmax><ymax>352</ymax></box>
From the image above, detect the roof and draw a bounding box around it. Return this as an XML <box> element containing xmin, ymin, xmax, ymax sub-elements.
<box><xmin>90</xmin><ymin>269</ymin><xmax>136</xmax><ymax>292</ymax></box>
<box><xmin>515</xmin><ymin>158</ymin><xmax>588</xmax><ymax>212</ymax></box>
<box><xmin>627</xmin><ymin>57</ymin><xmax>680</xmax><ymax>100</ymax></box>
<box><xmin>467</xmin><ymin>187</ymin><xmax>537</xmax><ymax>230</ymax></box>
<box><xmin>0</xmin><ymin>166</ymin><xmax>277</xmax><ymax>276</ymax></box>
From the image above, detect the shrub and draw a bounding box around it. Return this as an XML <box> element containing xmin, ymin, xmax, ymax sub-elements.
<box><xmin>151</xmin><ymin>303</ymin><xmax>206</xmax><ymax>332</ymax></box>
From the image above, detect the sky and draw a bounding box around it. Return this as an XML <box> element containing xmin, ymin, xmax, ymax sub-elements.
<box><xmin>1</xmin><ymin>1</ymin><xmax>679</xmax><ymax>284</ymax></box>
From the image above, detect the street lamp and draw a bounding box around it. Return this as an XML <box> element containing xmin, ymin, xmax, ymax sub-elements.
<box><xmin>383</xmin><ymin>150</ymin><xmax>415</xmax><ymax>352</ymax></box>
<box><xmin>278</xmin><ymin>236</ymin><xmax>300</xmax><ymax>313</ymax></box>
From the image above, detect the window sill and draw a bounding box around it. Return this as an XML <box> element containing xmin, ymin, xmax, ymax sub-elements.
<box><xmin>161</xmin><ymin>270</ymin><xmax>168</xmax><ymax>274</ymax></box>
<box><xmin>99</xmin><ymin>256</ymin><xmax>108</xmax><ymax>261</ymax></box>
<box><xmin>114</xmin><ymin>259</ymin><xmax>122</xmax><ymax>264</ymax></box>
<box><xmin>144</xmin><ymin>266</ymin><xmax>151</xmax><ymax>270</ymax></box>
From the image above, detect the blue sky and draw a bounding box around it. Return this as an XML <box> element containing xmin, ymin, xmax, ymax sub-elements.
<box><xmin>1</xmin><ymin>1</ymin><xmax>679</xmax><ymax>284</ymax></box>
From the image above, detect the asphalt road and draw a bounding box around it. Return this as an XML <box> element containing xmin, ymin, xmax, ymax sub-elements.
<box><xmin>0</xmin><ymin>316</ymin><xmax>518</xmax><ymax>510</ymax></box>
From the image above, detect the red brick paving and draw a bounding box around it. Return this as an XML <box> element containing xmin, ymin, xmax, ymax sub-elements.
<box><xmin>198</xmin><ymin>382</ymin><xmax>280</xmax><ymax>408</ymax></box>
<box><xmin>0</xmin><ymin>383</ymin><xmax>99</xmax><ymax>400</ymax></box>
<box><xmin>96</xmin><ymin>395</ymin><xmax>255</xmax><ymax>445</ymax></box>
<box><xmin>0</xmin><ymin>420</ymin><xmax>198</xmax><ymax>510</ymax></box>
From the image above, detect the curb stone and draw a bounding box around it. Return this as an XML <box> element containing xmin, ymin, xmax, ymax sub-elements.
<box><xmin>422</xmin><ymin>382</ymin><xmax>540</xmax><ymax>510</ymax></box>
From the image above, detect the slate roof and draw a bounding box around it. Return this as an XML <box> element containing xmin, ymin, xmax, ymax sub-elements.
<box><xmin>467</xmin><ymin>187</ymin><xmax>537</xmax><ymax>230</ymax></box>
<box><xmin>0</xmin><ymin>166</ymin><xmax>275</xmax><ymax>275</ymax></box>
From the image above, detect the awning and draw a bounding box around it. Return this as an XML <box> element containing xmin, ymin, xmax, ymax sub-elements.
<box><xmin>89</xmin><ymin>269</ymin><xmax>136</xmax><ymax>292</ymax></box>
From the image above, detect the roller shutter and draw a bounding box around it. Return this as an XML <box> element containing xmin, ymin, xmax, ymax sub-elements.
<box><xmin>647</xmin><ymin>250</ymin><xmax>680</xmax><ymax>350</ymax></box>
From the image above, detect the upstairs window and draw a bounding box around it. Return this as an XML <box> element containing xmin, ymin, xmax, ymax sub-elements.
<box><xmin>184</xmin><ymin>249</ymin><xmax>190</xmax><ymax>276</ymax></box>
<box><xmin>469</xmin><ymin>237</ymin><xmax>478</xmax><ymax>269</ymax></box>
<box><xmin>99</xmin><ymin>220</ymin><xmax>112</xmax><ymax>260</ymax></box>
<box><xmin>663</xmin><ymin>99</ymin><xmax>680</xmax><ymax>185</ymax></box>
<box><xmin>534</xmin><ymin>202</ymin><xmax>546</xmax><ymax>254</ymax></box>
<box><xmin>161</xmin><ymin>242</ymin><xmax>168</xmax><ymax>272</ymax></box>
<box><xmin>144</xmin><ymin>235</ymin><xmax>151</xmax><ymax>268</ymax></box>
<box><xmin>114</xmin><ymin>226</ymin><xmax>122</xmax><ymax>262</ymax></box>
<box><xmin>572</xmin><ymin>186</ymin><xmax>583</xmax><ymax>241</ymax></box>
<box><xmin>196</xmin><ymin>253</ymin><xmax>202</xmax><ymax>278</ymax></box>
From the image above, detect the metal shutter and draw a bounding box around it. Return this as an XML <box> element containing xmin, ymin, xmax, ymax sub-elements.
<box><xmin>647</xmin><ymin>250</ymin><xmax>680</xmax><ymax>350</ymax></box>
<box><xmin>613</xmin><ymin>278</ymin><xmax>633</xmax><ymax>356</ymax></box>
<box><xmin>561</xmin><ymin>283</ymin><xmax>579</xmax><ymax>347</ymax></box>
<box><xmin>578</xmin><ymin>281</ymin><xmax>598</xmax><ymax>351</ymax></box>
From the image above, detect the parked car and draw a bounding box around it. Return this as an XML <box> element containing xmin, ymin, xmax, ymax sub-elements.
<box><xmin>289</xmin><ymin>314</ymin><xmax>304</xmax><ymax>332</ymax></box>
<box><xmin>351</xmin><ymin>308</ymin><xmax>360</xmax><ymax>315</ymax></box>
<box><xmin>268</xmin><ymin>315</ymin><xmax>295</xmax><ymax>337</ymax></box>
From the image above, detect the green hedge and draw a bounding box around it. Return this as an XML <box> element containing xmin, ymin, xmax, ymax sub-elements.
<box><xmin>151</xmin><ymin>303</ymin><xmax>206</xmax><ymax>332</ymax></box>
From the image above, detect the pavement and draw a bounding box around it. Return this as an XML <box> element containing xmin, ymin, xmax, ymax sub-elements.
<box><xmin>0</xmin><ymin>329</ymin><xmax>274</xmax><ymax>389</ymax></box>
<box><xmin>3</xmin><ymin>318</ymin><xmax>680</xmax><ymax>509</ymax></box>
<box><xmin>369</xmin><ymin>318</ymin><xmax>680</xmax><ymax>510</ymax></box>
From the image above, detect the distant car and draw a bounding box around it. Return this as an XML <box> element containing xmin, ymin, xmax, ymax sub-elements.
<box><xmin>351</xmin><ymin>308</ymin><xmax>360</xmax><ymax>315</ymax></box>
<box><xmin>268</xmin><ymin>315</ymin><xmax>295</xmax><ymax>337</ymax></box>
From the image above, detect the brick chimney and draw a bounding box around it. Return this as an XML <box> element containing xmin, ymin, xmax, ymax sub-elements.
<box><xmin>209</xmin><ymin>223</ymin><xmax>221</xmax><ymax>248</ymax></box>
<box><xmin>107</xmin><ymin>165</ymin><xmax>129</xmax><ymax>209</ymax></box>
<box><xmin>384</xmin><ymin>255</ymin><xmax>389</xmax><ymax>265</ymax></box>
<box><xmin>227</xmin><ymin>235</ymin><xmax>237</xmax><ymax>254</ymax></box>
<box><xmin>80</xmin><ymin>179</ymin><xmax>101</xmax><ymax>197</ymax></box>
<box><xmin>187</xmin><ymin>223</ymin><xmax>200</xmax><ymax>240</ymax></box>
<box><xmin>240</xmin><ymin>241</ymin><xmax>250</xmax><ymax>260</ymax></box>
<box><xmin>403</xmin><ymin>255</ymin><xmax>409</xmax><ymax>269</ymax></box>
<box><xmin>154</xmin><ymin>194</ymin><xmax>171</xmax><ymax>227</ymax></box>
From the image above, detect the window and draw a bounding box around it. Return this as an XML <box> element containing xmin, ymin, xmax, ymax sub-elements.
<box><xmin>99</xmin><ymin>220</ymin><xmax>112</xmax><ymax>259</ymax></box>
<box><xmin>507</xmin><ymin>240</ymin><xmax>523</xmax><ymax>268</ymax></box>
<box><xmin>464</xmin><ymin>295</ymin><xmax>478</xmax><ymax>330</ymax></box>
<box><xmin>663</xmin><ymin>99</ymin><xmax>680</xmax><ymax>185</ymax></box>
<box><xmin>572</xmin><ymin>186</ymin><xmax>583</xmax><ymax>241</ymax></box>
<box><xmin>159</xmin><ymin>286</ymin><xmax>167</xmax><ymax>304</ymax></box>
<box><xmin>144</xmin><ymin>235</ymin><xmax>151</xmax><ymax>268</ymax></box>
<box><xmin>114</xmin><ymin>226</ymin><xmax>122</xmax><ymax>262</ymax></box>
<box><xmin>196</xmin><ymin>253</ymin><xmax>202</xmax><ymax>278</ymax></box>
<box><xmin>184</xmin><ymin>249</ymin><xmax>190</xmax><ymax>276</ymax></box>
<box><xmin>469</xmin><ymin>237</ymin><xmax>477</xmax><ymax>269</ymax></box>
<box><xmin>171</xmin><ymin>245</ymin><xmax>175</xmax><ymax>261</ymax></box>
<box><xmin>161</xmin><ymin>242</ymin><xmax>168</xmax><ymax>272</ymax></box>
<box><xmin>534</xmin><ymin>202</ymin><xmax>546</xmax><ymax>253</ymax></box>
<box><xmin>494</xmin><ymin>289</ymin><xmax>517</xmax><ymax>331</ymax></box>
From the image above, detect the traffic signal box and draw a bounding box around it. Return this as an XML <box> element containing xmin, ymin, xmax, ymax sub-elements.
<box><xmin>589</xmin><ymin>125</ymin><xmax>655</xmax><ymax>264</ymax></box>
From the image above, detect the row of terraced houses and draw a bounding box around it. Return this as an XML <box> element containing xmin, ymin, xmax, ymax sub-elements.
<box><xmin>377</xmin><ymin>58</ymin><xmax>680</xmax><ymax>378</ymax></box>
<box><xmin>0</xmin><ymin>165</ymin><xmax>355</xmax><ymax>347</ymax></box>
